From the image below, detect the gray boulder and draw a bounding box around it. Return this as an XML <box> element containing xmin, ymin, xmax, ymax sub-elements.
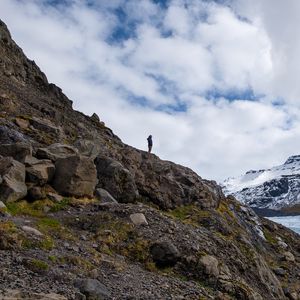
<box><xmin>25</xmin><ymin>158</ymin><xmax>55</xmax><ymax>185</ymax></box>
<box><xmin>0</xmin><ymin>142</ymin><xmax>32</xmax><ymax>163</ymax></box>
<box><xmin>75</xmin><ymin>278</ymin><xmax>110</xmax><ymax>300</ymax></box>
<box><xmin>95</xmin><ymin>188</ymin><xmax>117</xmax><ymax>204</ymax></box>
<box><xmin>150</xmin><ymin>240</ymin><xmax>180</xmax><ymax>267</ymax></box>
<box><xmin>95</xmin><ymin>156</ymin><xmax>139</xmax><ymax>203</ymax></box>
<box><xmin>0</xmin><ymin>157</ymin><xmax>27</xmax><ymax>203</ymax></box>
<box><xmin>130</xmin><ymin>213</ymin><xmax>148</xmax><ymax>226</ymax></box>
<box><xmin>199</xmin><ymin>255</ymin><xmax>220</xmax><ymax>278</ymax></box>
<box><xmin>53</xmin><ymin>155</ymin><xmax>97</xmax><ymax>197</ymax></box>
<box><xmin>36</xmin><ymin>143</ymin><xmax>78</xmax><ymax>162</ymax></box>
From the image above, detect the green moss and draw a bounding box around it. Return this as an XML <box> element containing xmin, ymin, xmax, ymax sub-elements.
<box><xmin>0</xmin><ymin>221</ymin><xmax>16</xmax><ymax>232</ymax></box>
<box><xmin>121</xmin><ymin>238</ymin><xmax>150</xmax><ymax>263</ymax></box>
<box><xmin>29</xmin><ymin>259</ymin><xmax>49</xmax><ymax>272</ymax></box>
<box><xmin>49</xmin><ymin>198</ymin><xmax>70</xmax><ymax>212</ymax></box>
<box><xmin>217</xmin><ymin>201</ymin><xmax>235</xmax><ymax>219</ymax></box>
<box><xmin>38</xmin><ymin>217</ymin><xmax>61</xmax><ymax>229</ymax></box>
<box><xmin>167</xmin><ymin>204</ymin><xmax>210</xmax><ymax>226</ymax></box>
<box><xmin>64</xmin><ymin>255</ymin><xmax>93</xmax><ymax>270</ymax></box>
<box><xmin>263</xmin><ymin>229</ymin><xmax>277</xmax><ymax>244</ymax></box>
<box><xmin>22</xmin><ymin>236</ymin><xmax>54</xmax><ymax>250</ymax></box>
<box><xmin>6</xmin><ymin>201</ymin><xmax>45</xmax><ymax>217</ymax></box>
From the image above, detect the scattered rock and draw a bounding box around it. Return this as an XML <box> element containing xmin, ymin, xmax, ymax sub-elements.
<box><xmin>199</xmin><ymin>255</ymin><xmax>220</xmax><ymax>277</ymax></box>
<box><xmin>150</xmin><ymin>240</ymin><xmax>180</xmax><ymax>267</ymax></box>
<box><xmin>21</xmin><ymin>225</ymin><xmax>43</xmax><ymax>237</ymax></box>
<box><xmin>74</xmin><ymin>278</ymin><xmax>110</xmax><ymax>300</ymax></box>
<box><xmin>0</xmin><ymin>157</ymin><xmax>27</xmax><ymax>203</ymax></box>
<box><xmin>73</xmin><ymin>139</ymin><xmax>101</xmax><ymax>159</ymax></box>
<box><xmin>0</xmin><ymin>142</ymin><xmax>32</xmax><ymax>163</ymax></box>
<box><xmin>130</xmin><ymin>213</ymin><xmax>148</xmax><ymax>226</ymax></box>
<box><xmin>0</xmin><ymin>200</ymin><xmax>6</xmax><ymax>209</ymax></box>
<box><xmin>95</xmin><ymin>188</ymin><xmax>117</xmax><ymax>204</ymax></box>
<box><xmin>53</xmin><ymin>155</ymin><xmax>97</xmax><ymax>197</ymax></box>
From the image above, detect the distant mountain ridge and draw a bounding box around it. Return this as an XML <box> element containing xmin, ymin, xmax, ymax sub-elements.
<box><xmin>223</xmin><ymin>155</ymin><xmax>300</xmax><ymax>210</ymax></box>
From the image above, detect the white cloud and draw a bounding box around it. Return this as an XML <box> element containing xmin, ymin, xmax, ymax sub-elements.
<box><xmin>1</xmin><ymin>0</ymin><xmax>300</xmax><ymax>182</ymax></box>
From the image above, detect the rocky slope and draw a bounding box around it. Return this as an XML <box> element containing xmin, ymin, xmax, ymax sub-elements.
<box><xmin>223</xmin><ymin>155</ymin><xmax>300</xmax><ymax>211</ymax></box>
<box><xmin>1</xmin><ymin>19</ymin><xmax>300</xmax><ymax>300</ymax></box>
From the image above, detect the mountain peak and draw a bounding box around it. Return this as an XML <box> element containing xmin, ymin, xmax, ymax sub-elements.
<box><xmin>284</xmin><ymin>155</ymin><xmax>300</xmax><ymax>165</ymax></box>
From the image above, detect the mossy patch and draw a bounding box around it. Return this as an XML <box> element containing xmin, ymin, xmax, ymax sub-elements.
<box><xmin>49</xmin><ymin>198</ymin><xmax>70</xmax><ymax>212</ymax></box>
<box><xmin>22</xmin><ymin>236</ymin><xmax>54</xmax><ymax>250</ymax></box>
<box><xmin>6</xmin><ymin>200</ymin><xmax>49</xmax><ymax>217</ymax></box>
<box><xmin>26</xmin><ymin>258</ymin><xmax>49</xmax><ymax>273</ymax></box>
<box><xmin>167</xmin><ymin>204</ymin><xmax>210</xmax><ymax>226</ymax></box>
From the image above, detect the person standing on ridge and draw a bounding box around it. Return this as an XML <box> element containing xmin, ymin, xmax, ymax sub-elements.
<box><xmin>147</xmin><ymin>135</ymin><xmax>153</xmax><ymax>153</ymax></box>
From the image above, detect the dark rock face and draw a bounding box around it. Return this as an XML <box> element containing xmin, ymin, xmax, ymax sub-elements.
<box><xmin>0</xmin><ymin>143</ymin><xmax>32</xmax><ymax>163</ymax></box>
<box><xmin>95</xmin><ymin>156</ymin><xmax>139</xmax><ymax>203</ymax></box>
<box><xmin>53</xmin><ymin>155</ymin><xmax>97</xmax><ymax>197</ymax></box>
<box><xmin>0</xmin><ymin>156</ymin><xmax>27</xmax><ymax>203</ymax></box>
<box><xmin>150</xmin><ymin>241</ymin><xmax>180</xmax><ymax>267</ymax></box>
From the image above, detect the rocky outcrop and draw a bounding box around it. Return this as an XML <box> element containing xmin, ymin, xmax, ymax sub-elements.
<box><xmin>53</xmin><ymin>155</ymin><xmax>97</xmax><ymax>197</ymax></box>
<box><xmin>0</xmin><ymin>157</ymin><xmax>27</xmax><ymax>203</ymax></box>
<box><xmin>119</xmin><ymin>148</ymin><xmax>223</xmax><ymax>209</ymax></box>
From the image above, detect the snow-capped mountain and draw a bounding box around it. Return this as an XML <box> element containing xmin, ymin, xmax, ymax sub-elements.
<box><xmin>223</xmin><ymin>155</ymin><xmax>300</xmax><ymax>210</ymax></box>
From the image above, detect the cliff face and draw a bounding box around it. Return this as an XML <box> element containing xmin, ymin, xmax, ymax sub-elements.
<box><xmin>0</xmin><ymin>19</ymin><xmax>300</xmax><ymax>300</ymax></box>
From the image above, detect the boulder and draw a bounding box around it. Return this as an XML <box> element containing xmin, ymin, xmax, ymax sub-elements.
<box><xmin>0</xmin><ymin>157</ymin><xmax>27</xmax><ymax>203</ymax></box>
<box><xmin>53</xmin><ymin>155</ymin><xmax>97</xmax><ymax>197</ymax></box>
<box><xmin>150</xmin><ymin>240</ymin><xmax>180</xmax><ymax>267</ymax></box>
<box><xmin>130</xmin><ymin>213</ymin><xmax>148</xmax><ymax>226</ymax></box>
<box><xmin>199</xmin><ymin>255</ymin><xmax>220</xmax><ymax>277</ymax></box>
<box><xmin>95</xmin><ymin>188</ymin><xmax>118</xmax><ymax>204</ymax></box>
<box><xmin>36</xmin><ymin>143</ymin><xmax>78</xmax><ymax>162</ymax></box>
<box><xmin>94</xmin><ymin>156</ymin><xmax>139</xmax><ymax>203</ymax></box>
<box><xmin>0</xmin><ymin>142</ymin><xmax>32</xmax><ymax>163</ymax></box>
<box><xmin>25</xmin><ymin>158</ymin><xmax>55</xmax><ymax>185</ymax></box>
<box><xmin>74</xmin><ymin>278</ymin><xmax>110</xmax><ymax>300</ymax></box>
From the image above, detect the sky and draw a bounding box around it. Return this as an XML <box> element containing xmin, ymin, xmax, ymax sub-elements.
<box><xmin>1</xmin><ymin>0</ymin><xmax>300</xmax><ymax>182</ymax></box>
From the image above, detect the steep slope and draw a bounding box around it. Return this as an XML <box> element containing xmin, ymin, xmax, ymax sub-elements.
<box><xmin>1</xmin><ymin>19</ymin><xmax>300</xmax><ymax>300</ymax></box>
<box><xmin>223</xmin><ymin>155</ymin><xmax>300</xmax><ymax>210</ymax></box>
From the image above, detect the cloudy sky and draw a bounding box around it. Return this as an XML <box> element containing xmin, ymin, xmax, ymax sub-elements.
<box><xmin>1</xmin><ymin>0</ymin><xmax>300</xmax><ymax>182</ymax></box>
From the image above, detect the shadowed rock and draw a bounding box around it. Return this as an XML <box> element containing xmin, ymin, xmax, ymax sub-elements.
<box><xmin>0</xmin><ymin>157</ymin><xmax>27</xmax><ymax>203</ymax></box>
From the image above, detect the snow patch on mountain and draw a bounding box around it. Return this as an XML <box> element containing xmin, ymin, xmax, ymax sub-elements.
<box><xmin>223</xmin><ymin>155</ymin><xmax>300</xmax><ymax>209</ymax></box>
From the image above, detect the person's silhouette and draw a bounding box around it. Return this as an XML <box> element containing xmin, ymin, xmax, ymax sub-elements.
<box><xmin>147</xmin><ymin>135</ymin><xmax>153</xmax><ymax>153</ymax></box>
